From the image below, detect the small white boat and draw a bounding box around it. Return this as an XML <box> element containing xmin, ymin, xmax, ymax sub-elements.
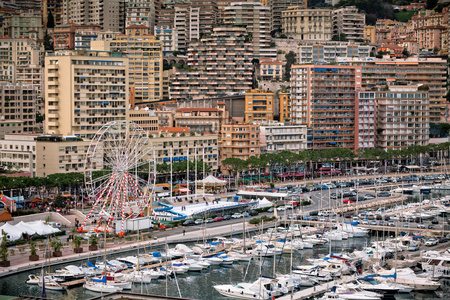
<box><xmin>27</xmin><ymin>274</ymin><xmax>61</xmax><ymax>285</ymax></box>
<box><xmin>214</xmin><ymin>283</ymin><xmax>270</xmax><ymax>299</ymax></box>
<box><xmin>38</xmin><ymin>280</ymin><xmax>65</xmax><ymax>291</ymax></box>
<box><xmin>84</xmin><ymin>278</ymin><xmax>123</xmax><ymax>293</ymax></box>
<box><xmin>203</xmin><ymin>256</ymin><xmax>223</xmax><ymax>265</ymax></box>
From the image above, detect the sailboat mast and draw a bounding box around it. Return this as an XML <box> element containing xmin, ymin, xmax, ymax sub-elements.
<box><xmin>243</xmin><ymin>213</ymin><xmax>246</xmax><ymax>253</ymax></box>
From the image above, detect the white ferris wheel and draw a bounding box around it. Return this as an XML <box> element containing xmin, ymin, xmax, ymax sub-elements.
<box><xmin>78</xmin><ymin>120</ymin><xmax>164</xmax><ymax>236</ymax></box>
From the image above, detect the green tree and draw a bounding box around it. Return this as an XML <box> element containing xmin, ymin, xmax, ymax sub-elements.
<box><xmin>47</xmin><ymin>11</ymin><xmax>55</xmax><ymax>28</ymax></box>
<box><xmin>402</xmin><ymin>48</ymin><xmax>410</xmax><ymax>57</ymax></box>
<box><xmin>43</xmin><ymin>30</ymin><xmax>53</xmax><ymax>51</ymax></box>
<box><xmin>283</xmin><ymin>51</ymin><xmax>297</xmax><ymax>81</ymax></box>
<box><xmin>0</xmin><ymin>230</ymin><xmax>8</xmax><ymax>262</ymax></box>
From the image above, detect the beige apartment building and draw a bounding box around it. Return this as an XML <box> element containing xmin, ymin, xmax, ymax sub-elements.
<box><xmin>128</xmin><ymin>109</ymin><xmax>159</xmax><ymax>133</ymax></box>
<box><xmin>375</xmin><ymin>84</ymin><xmax>430</xmax><ymax>150</ymax></box>
<box><xmin>44</xmin><ymin>51</ymin><xmax>129</xmax><ymax>139</ymax></box>
<box><xmin>0</xmin><ymin>120</ymin><xmax>23</xmax><ymax>139</ymax></box>
<box><xmin>150</xmin><ymin>128</ymin><xmax>219</xmax><ymax>172</ymax></box>
<box><xmin>35</xmin><ymin>135</ymin><xmax>103</xmax><ymax>177</ymax></box>
<box><xmin>0</xmin><ymin>134</ymin><xmax>38</xmax><ymax>176</ymax></box>
<box><xmin>0</xmin><ymin>83</ymin><xmax>38</xmax><ymax>133</ymax></box>
<box><xmin>62</xmin><ymin>0</ymin><xmax>123</xmax><ymax>32</ymax></box>
<box><xmin>268</xmin><ymin>0</ymin><xmax>307</xmax><ymax>32</ymax></box>
<box><xmin>221</xmin><ymin>123</ymin><xmax>260</xmax><ymax>161</ymax></box>
<box><xmin>224</xmin><ymin>2</ymin><xmax>275</xmax><ymax>58</ymax></box>
<box><xmin>282</xmin><ymin>7</ymin><xmax>332</xmax><ymax>41</ymax></box>
<box><xmin>332</xmin><ymin>6</ymin><xmax>365</xmax><ymax>42</ymax></box>
<box><xmin>2</xmin><ymin>10</ymin><xmax>43</xmax><ymax>39</ymax></box>
<box><xmin>337</xmin><ymin>57</ymin><xmax>447</xmax><ymax>123</ymax></box>
<box><xmin>175</xmin><ymin>103</ymin><xmax>229</xmax><ymax>134</ymax></box>
<box><xmin>92</xmin><ymin>25</ymin><xmax>163</xmax><ymax>104</ymax></box>
<box><xmin>126</xmin><ymin>0</ymin><xmax>156</xmax><ymax>33</ymax></box>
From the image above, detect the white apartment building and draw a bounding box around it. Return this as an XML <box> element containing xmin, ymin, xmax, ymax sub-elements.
<box><xmin>357</xmin><ymin>91</ymin><xmax>375</xmax><ymax>150</ymax></box>
<box><xmin>375</xmin><ymin>84</ymin><xmax>430</xmax><ymax>150</ymax></box>
<box><xmin>260</xmin><ymin>122</ymin><xmax>307</xmax><ymax>153</ymax></box>
<box><xmin>0</xmin><ymin>134</ymin><xmax>38</xmax><ymax>176</ymax></box>
<box><xmin>298</xmin><ymin>42</ymin><xmax>372</xmax><ymax>63</ymax></box>
<box><xmin>332</xmin><ymin>6</ymin><xmax>365</xmax><ymax>42</ymax></box>
<box><xmin>154</xmin><ymin>25</ymin><xmax>179</xmax><ymax>53</ymax></box>
<box><xmin>44</xmin><ymin>51</ymin><xmax>129</xmax><ymax>139</ymax></box>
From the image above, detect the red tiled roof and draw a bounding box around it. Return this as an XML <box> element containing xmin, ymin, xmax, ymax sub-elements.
<box><xmin>217</xmin><ymin>102</ymin><xmax>226</xmax><ymax>105</ymax></box>
<box><xmin>126</xmin><ymin>25</ymin><xmax>149</xmax><ymax>29</ymax></box>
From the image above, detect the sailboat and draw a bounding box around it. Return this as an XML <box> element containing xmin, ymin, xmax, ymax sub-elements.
<box><xmin>83</xmin><ymin>275</ymin><xmax>123</xmax><ymax>293</ymax></box>
<box><xmin>37</xmin><ymin>238</ymin><xmax>65</xmax><ymax>291</ymax></box>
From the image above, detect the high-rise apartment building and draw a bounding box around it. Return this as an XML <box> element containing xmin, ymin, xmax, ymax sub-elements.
<box><xmin>337</xmin><ymin>57</ymin><xmax>447</xmax><ymax>123</ymax></box>
<box><xmin>92</xmin><ymin>25</ymin><xmax>163</xmax><ymax>104</ymax></box>
<box><xmin>357</xmin><ymin>91</ymin><xmax>375</xmax><ymax>150</ymax></box>
<box><xmin>170</xmin><ymin>27</ymin><xmax>253</xmax><ymax>100</ymax></box>
<box><xmin>62</xmin><ymin>0</ymin><xmax>121</xmax><ymax>31</ymax></box>
<box><xmin>332</xmin><ymin>6</ymin><xmax>365</xmax><ymax>42</ymax></box>
<box><xmin>375</xmin><ymin>84</ymin><xmax>429</xmax><ymax>150</ymax></box>
<box><xmin>126</xmin><ymin>0</ymin><xmax>156</xmax><ymax>33</ymax></box>
<box><xmin>0</xmin><ymin>134</ymin><xmax>37</xmax><ymax>175</ymax></box>
<box><xmin>44</xmin><ymin>51</ymin><xmax>129</xmax><ymax>139</ymax></box>
<box><xmin>223</xmin><ymin>2</ymin><xmax>275</xmax><ymax>58</ymax></box>
<box><xmin>0</xmin><ymin>83</ymin><xmax>37</xmax><ymax>133</ymax></box>
<box><xmin>244</xmin><ymin>89</ymin><xmax>274</xmax><ymax>123</ymax></box>
<box><xmin>221</xmin><ymin>123</ymin><xmax>260</xmax><ymax>161</ymax></box>
<box><xmin>290</xmin><ymin>65</ymin><xmax>361</xmax><ymax>151</ymax></box>
<box><xmin>267</xmin><ymin>0</ymin><xmax>306</xmax><ymax>32</ymax></box>
<box><xmin>282</xmin><ymin>7</ymin><xmax>332</xmax><ymax>41</ymax></box>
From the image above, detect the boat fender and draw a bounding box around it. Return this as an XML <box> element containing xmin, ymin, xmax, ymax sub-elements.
<box><xmin>241</xmin><ymin>291</ymin><xmax>244</xmax><ymax>295</ymax></box>
<box><xmin>228</xmin><ymin>289</ymin><xmax>230</xmax><ymax>292</ymax></box>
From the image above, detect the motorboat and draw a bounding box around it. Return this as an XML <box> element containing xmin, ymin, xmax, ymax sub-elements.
<box><xmin>202</xmin><ymin>256</ymin><xmax>223</xmax><ymax>265</ymax></box>
<box><xmin>290</xmin><ymin>273</ymin><xmax>318</xmax><ymax>286</ymax></box>
<box><xmin>52</xmin><ymin>265</ymin><xmax>85</xmax><ymax>281</ymax></box>
<box><xmin>226</xmin><ymin>251</ymin><xmax>253</xmax><ymax>262</ymax></box>
<box><xmin>376</xmin><ymin>268</ymin><xmax>440</xmax><ymax>291</ymax></box>
<box><xmin>84</xmin><ymin>277</ymin><xmax>123</xmax><ymax>293</ymax></box>
<box><xmin>214</xmin><ymin>283</ymin><xmax>270</xmax><ymax>299</ymax></box>
<box><xmin>333</xmin><ymin>285</ymin><xmax>382</xmax><ymax>300</ymax></box>
<box><xmin>354</xmin><ymin>277</ymin><xmax>405</xmax><ymax>296</ymax></box>
<box><xmin>92</xmin><ymin>272</ymin><xmax>132</xmax><ymax>289</ymax></box>
<box><xmin>182</xmin><ymin>258</ymin><xmax>205</xmax><ymax>271</ymax></box>
<box><xmin>292</xmin><ymin>266</ymin><xmax>333</xmax><ymax>282</ymax></box>
<box><xmin>38</xmin><ymin>279</ymin><xmax>65</xmax><ymax>291</ymax></box>
<box><xmin>174</xmin><ymin>244</ymin><xmax>195</xmax><ymax>256</ymax></box>
<box><xmin>163</xmin><ymin>262</ymin><xmax>189</xmax><ymax>275</ymax></box>
<box><xmin>27</xmin><ymin>274</ymin><xmax>62</xmax><ymax>285</ymax></box>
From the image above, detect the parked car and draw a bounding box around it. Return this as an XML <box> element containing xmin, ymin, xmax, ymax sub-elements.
<box><xmin>432</xmin><ymin>219</ymin><xmax>439</xmax><ymax>224</ymax></box>
<box><xmin>205</xmin><ymin>218</ymin><xmax>214</xmax><ymax>223</ymax></box>
<box><xmin>379</xmin><ymin>220</ymin><xmax>385</xmax><ymax>226</ymax></box>
<box><xmin>425</xmin><ymin>238</ymin><xmax>438</xmax><ymax>246</ymax></box>
<box><xmin>248</xmin><ymin>210</ymin><xmax>259</xmax><ymax>216</ymax></box>
<box><xmin>362</xmin><ymin>220</ymin><xmax>369</xmax><ymax>225</ymax></box>
<box><xmin>222</xmin><ymin>215</ymin><xmax>232</xmax><ymax>220</ymax></box>
<box><xmin>311</xmin><ymin>216</ymin><xmax>319</xmax><ymax>221</ymax></box>
<box><xmin>213</xmin><ymin>216</ymin><xmax>223</xmax><ymax>222</ymax></box>
<box><xmin>417</xmin><ymin>223</ymin><xmax>425</xmax><ymax>229</ymax></box>
<box><xmin>407</xmin><ymin>244</ymin><xmax>420</xmax><ymax>251</ymax></box>
<box><xmin>277</xmin><ymin>206</ymin><xmax>286</xmax><ymax>211</ymax></box>
<box><xmin>377</xmin><ymin>192</ymin><xmax>392</xmax><ymax>197</ymax></box>
<box><xmin>183</xmin><ymin>220</ymin><xmax>195</xmax><ymax>226</ymax></box>
<box><xmin>388</xmin><ymin>221</ymin><xmax>396</xmax><ymax>227</ymax></box>
<box><xmin>437</xmin><ymin>236</ymin><xmax>448</xmax><ymax>243</ymax></box>
<box><xmin>428</xmin><ymin>224</ymin><xmax>435</xmax><ymax>229</ymax></box>
<box><xmin>194</xmin><ymin>219</ymin><xmax>204</xmax><ymax>225</ymax></box>
<box><xmin>364</xmin><ymin>194</ymin><xmax>376</xmax><ymax>200</ymax></box>
<box><xmin>376</xmin><ymin>215</ymin><xmax>382</xmax><ymax>220</ymax></box>
<box><xmin>384</xmin><ymin>216</ymin><xmax>391</xmax><ymax>221</ymax></box>
<box><xmin>267</xmin><ymin>207</ymin><xmax>275</xmax><ymax>212</ymax></box>
<box><xmin>370</xmin><ymin>220</ymin><xmax>377</xmax><ymax>225</ymax></box>
<box><xmin>403</xmin><ymin>223</ymin><xmax>409</xmax><ymax>228</ymax></box>
<box><xmin>232</xmin><ymin>213</ymin><xmax>243</xmax><ymax>219</ymax></box>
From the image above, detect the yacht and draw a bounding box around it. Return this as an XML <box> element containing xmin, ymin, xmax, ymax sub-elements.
<box><xmin>52</xmin><ymin>265</ymin><xmax>85</xmax><ymax>281</ymax></box>
<box><xmin>376</xmin><ymin>268</ymin><xmax>440</xmax><ymax>291</ymax></box>
<box><xmin>421</xmin><ymin>252</ymin><xmax>450</xmax><ymax>278</ymax></box>
<box><xmin>333</xmin><ymin>285</ymin><xmax>382</xmax><ymax>300</ymax></box>
<box><xmin>38</xmin><ymin>279</ymin><xmax>65</xmax><ymax>291</ymax></box>
<box><xmin>214</xmin><ymin>283</ymin><xmax>270</xmax><ymax>299</ymax></box>
<box><xmin>91</xmin><ymin>272</ymin><xmax>132</xmax><ymax>289</ymax></box>
<box><xmin>354</xmin><ymin>277</ymin><xmax>411</xmax><ymax>295</ymax></box>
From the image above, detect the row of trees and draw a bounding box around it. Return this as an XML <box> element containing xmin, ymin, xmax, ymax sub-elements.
<box><xmin>222</xmin><ymin>143</ymin><xmax>450</xmax><ymax>180</ymax></box>
<box><xmin>0</xmin><ymin>172</ymin><xmax>84</xmax><ymax>198</ymax></box>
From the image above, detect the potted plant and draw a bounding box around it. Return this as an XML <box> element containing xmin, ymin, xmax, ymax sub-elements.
<box><xmin>72</xmin><ymin>236</ymin><xmax>83</xmax><ymax>253</ymax></box>
<box><xmin>50</xmin><ymin>237</ymin><xmax>62</xmax><ymax>257</ymax></box>
<box><xmin>29</xmin><ymin>240</ymin><xmax>39</xmax><ymax>261</ymax></box>
<box><xmin>0</xmin><ymin>230</ymin><xmax>9</xmax><ymax>267</ymax></box>
<box><xmin>89</xmin><ymin>235</ymin><xmax>98</xmax><ymax>251</ymax></box>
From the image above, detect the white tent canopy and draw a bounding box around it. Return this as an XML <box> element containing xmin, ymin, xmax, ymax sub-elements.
<box><xmin>0</xmin><ymin>220</ymin><xmax>60</xmax><ymax>241</ymax></box>
<box><xmin>254</xmin><ymin>197</ymin><xmax>274</xmax><ymax>209</ymax></box>
<box><xmin>195</xmin><ymin>175</ymin><xmax>227</xmax><ymax>185</ymax></box>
